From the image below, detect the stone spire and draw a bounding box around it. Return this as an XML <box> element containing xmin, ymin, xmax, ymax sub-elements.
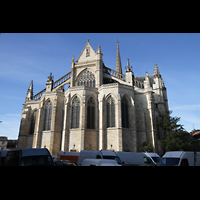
<box><xmin>26</xmin><ymin>80</ymin><xmax>33</xmax><ymax>100</ymax></box>
<box><xmin>116</xmin><ymin>40</ymin><xmax>122</xmax><ymax>74</ymax></box>
<box><xmin>154</xmin><ymin>61</ymin><xmax>161</xmax><ymax>78</ymax></box>
<box><xmin>96</xmin><ymin>44</ymin><xmax>102</xmax><ymax>55</ymax></box>
<box><xmin>125</xmin><ymin>58</ymin><xmax>132</xmax><ymax>72</ymax></box>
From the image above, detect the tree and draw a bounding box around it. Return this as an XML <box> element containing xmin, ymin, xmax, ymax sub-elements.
<box><xmin>138</xmin><ymin>142</ymin><xmax>153</xmax><ymax>152</ymax></box>
<box><xmin>158</xmin><ymin>111</ymin><xmax>194</xmax><ymax>153</ymax></box>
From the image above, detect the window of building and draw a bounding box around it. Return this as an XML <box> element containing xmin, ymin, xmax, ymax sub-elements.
<box><xmin>30</xmin><ymin>110</ymin><xmax>37</xmax><ymax>134</ymax></box>
<box><xmin>71</xmin><ymin>96</ymin><xmax>80</xmax><ymax>129</ymax></box>
<box><xmin>44</xmin><ymin>101</ymin><xmax>52</xmax><ymax>131</ymax></box>
<box><xmin>77</xmin><ymin>70</ymin><xmax>95</xmax><ymax>87</ymax></box>
<box><xmin>107</xmin><ymin>96</ymin><xmax>115</xmax><ymax>128</ymax></box>
<box><xmin>121</xmin><ymin>97</ymin><xmax>129</xmax><ymax>128</ymax></box>
<box><xmin>87</xmin><ymin>97</ymin><xmax>95</xmax><ymax>129</ymax></box>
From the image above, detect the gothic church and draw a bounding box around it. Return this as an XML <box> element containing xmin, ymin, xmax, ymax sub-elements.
<box><xmin>18</xmin><ymin>39</ymin><xmax>168</xmax><ymax>155</ymax></box>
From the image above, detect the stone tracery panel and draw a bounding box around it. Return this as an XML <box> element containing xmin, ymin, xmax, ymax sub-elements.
<box><xmin>77</xmin><ymin>70</ymin><xmax>95</xmax><ymax>87</ymax></box>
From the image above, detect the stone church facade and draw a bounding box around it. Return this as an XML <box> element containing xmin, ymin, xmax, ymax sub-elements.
<box><xmin>17</xmin><ymin>39</ymin><xmax>168</xmax><ymax>155</ymax></box>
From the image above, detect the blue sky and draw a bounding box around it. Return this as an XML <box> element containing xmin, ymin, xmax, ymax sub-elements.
<box><xmin>0</xmin><ymin>33</ymin><xmax>200</xmax><ymax>139</ymax></box>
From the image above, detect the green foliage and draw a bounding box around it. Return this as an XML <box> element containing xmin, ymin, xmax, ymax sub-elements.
<box><xmin>158</xmin><ymin>111</ymin><xmax>198</xmax><ymax>153</ymax></box>
<box><xmin>139</xmin><ymin>142</ymin><xmax>153</xmax><ymax>152</ymax></box>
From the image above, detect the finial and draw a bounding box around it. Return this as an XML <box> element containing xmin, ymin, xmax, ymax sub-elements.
<box><xmin>47</xmin><ymin>72</ymin><xmax>54</xmax><ymax>81</ymax></box>
<box><xmin>87</xmin><ymin>38</ymin><xmax>89</xmax><ymax>43</ymax></box>
<box><xmin>154</xmin><ymin>61</ymin><xmax>161</xmax><ymax>77</ymax></box>
<box><xmin>97</xmin><ymin>44</ymin><xmax>102</xmax><ymax>54</ymax></box>
<box><xmin>127</xmin><ymin>59</ymin><xmax>130</xmax><ymax>69</ymax></box>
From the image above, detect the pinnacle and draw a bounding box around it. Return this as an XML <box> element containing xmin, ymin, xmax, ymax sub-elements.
<box><xmin>116</xmin><ymin>40</ymin><xmax>122</xmax><ymax>74</ymax></box>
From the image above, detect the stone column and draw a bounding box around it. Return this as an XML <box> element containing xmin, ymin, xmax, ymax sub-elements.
<box><xmin>99</xmin><ymin>98</ymin><xmax>104</xmax><ymax>150</ymax></box>
<box><xmin>117</xmin><ymin>94</ymin><xmax>123</xmax><ymax>151</ymax></box>
<box><xmin>61</xmin><ymin>100</ymin><xmax>69</xmax><ymax>151</ymax></box>
<box><xmin>32</xmin><ymin>107</ymin><xmax>43</xmax><ymax>148</ymax></box>
<box><xmin>80</xmin><ymin>91</ymin><xmax>86</xmax><ymax>151</ymax></box>
<box><xmin>18</xmin><ymin>106</ymin><xmax>30</xmax><ymax>149</ymax></box>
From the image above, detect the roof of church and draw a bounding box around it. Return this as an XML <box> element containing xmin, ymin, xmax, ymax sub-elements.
<box><xmin>135</xmin><ymin>74</ymin><xmax>154</xmax><ymax>87</ymax></box>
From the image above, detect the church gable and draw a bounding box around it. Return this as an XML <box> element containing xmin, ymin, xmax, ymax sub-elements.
<box><xmin>76</xmin><ymin>40</ymin><xmax>96</xmax><ymax>63</ymax></box>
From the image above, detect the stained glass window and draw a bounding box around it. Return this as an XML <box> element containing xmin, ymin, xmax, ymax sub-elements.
<box><xmin>107</xmin><ymin>96</ymin><xmax>115</xmax><ymax>128</ymax></box>
<box><xmin>44</xmin><ymin>101</ymin><xmax>52</xmax><ymax>131</ymax></box>
<box><xmin>71</xmin><ymin>96</ymin><xmax>80</xmax><ymax>129</ymax></box>
<box><xmin>77</xmin><ymin>70</ymin><xmax>95</xmax><ymax>87</ymax></box>
<box><xmin>30</xmin><ymin>110</ymin><xmax>37</xmax><ymax>134</ymax></box>
<box><xmin>121</xmin><ymin>97</ymin><xmax>129</xmax><ymax>128</ymax></box>
<box><xmin>87</xmin><ymin>97</ymin><xmax>95</xmax><ymax>129</ymax></box>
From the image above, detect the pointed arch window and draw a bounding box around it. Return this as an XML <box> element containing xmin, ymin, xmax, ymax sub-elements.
<box><xmin>107</xmin><ymin>96</ymin><xmax>115</xmax><ymax>128</ymax></box>
<box><xmin>44</xmin><ymin>101</ymin><xmax>52</xmax><ymax>131</ymax></box>
<box><xmin>121</xmin><ymin>97</ymin><xmax>129</xmax><ymax>128</ymax></box>
<box><xmin>87</xmin><ymin>97</ymin><xmax>95</xmax><ymax>129</ymax></box>
<box><xmin>77</xmin><ymin>70</ymin><xmax>95</xmax><ymax>87</ymax></box>
<box><xmin>30</xmin><ymin>110</ymin><xmax>37</xmax><ymax>135</ymax></box>
<box><xmin>71</xmin><ymin>96</ymin><xmax>80</xmax><ymax>129</ymax></box>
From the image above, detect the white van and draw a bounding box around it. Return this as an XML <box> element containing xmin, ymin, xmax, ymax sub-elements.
<box><xmin>158</xmin><ymin>151</ymin><xmax>200</xmax><ymax>166</ymax></box>
<box><xmin>77</xmin><ymin>150</ymin><xmax>122</xmax><ymax>166</ymax></box>
<box><xmin>116</xmin><ymin>152</ymin><xmax>159</xmax><ymax>165</ymax></box>
<box><xmin>144</xmin><ymin>153</ymin><xmax>161</xmax><ymax>165</ymax></box>
<box><xmin>81</xmin><ymin>159</ymin><xmax>121</xmax><ymax>166</ymax></box>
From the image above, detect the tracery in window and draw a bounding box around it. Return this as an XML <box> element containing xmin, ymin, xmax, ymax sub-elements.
<box><xmin>107</xmin><ymin>96</ymin><xmax>115</xmax><ymax>128</ymax></box>
<box><xmin>87</xmin><ymin>97</ymin><xmax>95</xmax><ymax>129</ymax></box>
<box><xmin>71</xmin><ymin>96</ymin><xmax>80</xmax><ymax>129</ymax></box>
<box><xmin>30</xmin><ymin>110</ymin><xmax>37</xmax><ymax>135</ymax></box>
<box><xmin>77</xmin><ymin>70</ymin><xmax>95</xmax><ymax>87</ymax></box>
<box><xmin>44</xmin><ymin>101</ymin><xmax>52</xmax><ymax>131</ymax></box>
<box><xmin>121</xmin><ymin>96</ymin><xmax>129</xmax><ymax>128</ymax></box>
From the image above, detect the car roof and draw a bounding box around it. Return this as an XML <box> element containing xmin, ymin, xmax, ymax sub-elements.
<box><xmin>144</xmin><ymin>152</ymin><xmax>161</xmax><ymax>157</ymax></box>
<box><xmin>100</xmin><ymin>150</ymin><xmax>117</xmax><ymax>156</ymax></box>
<box><xmin>163</xmin><ymin>151</ymin><xmax>184</xmax><ymax>158</ymax></box>
<box><xmin>20</xmin><ymin>148</ymin><xmax>50</xmax><ymax>156</ymax></box>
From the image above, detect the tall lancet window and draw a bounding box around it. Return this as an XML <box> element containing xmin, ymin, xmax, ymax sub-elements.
<box><xmin>71</xmin><ymin>96</ymin><xmax>80</xmax><ymax>129</ymax></box>
<box><xmin>107</xmin><ymin>96</ymin><xmax>115</xmax><ymax>128</ymax></box>
<box><xmin>30</xmin><ymin>110</ymin><xmax>37</xmax><ymax>135</ymax></box>
<box><xmin>44</xmin><ymin>100</ymin><xmax>52</xmax><ymax>131</ymax></box>
<box><xmin>87</xmin><ymin>97</ymin><xmax>95</xmax><ymax>129</ymax></box>
<box><xmin>121</xmin><ymin>96</ymin><xmax>129</xmax><ymax>128</ymax></box>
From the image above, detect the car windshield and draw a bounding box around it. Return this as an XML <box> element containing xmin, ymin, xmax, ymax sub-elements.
<box><xmin>152</xmin><ymin>157</ymin><xmax>161</xmax><ymax>163</ymax></box>
<box><xmin>20</xmin><ymin>155</ymin><xmax>54</xmax><ymax>166</ymax></box>
<box><xmin>158</xmin><ymin>157</ymin><xmax>180</xmax><ymax>166</ymax></box>
<box><xmin>102</xmin><ymin>156</ymin><xmax>122</xmax><ymax>165</ymax></box>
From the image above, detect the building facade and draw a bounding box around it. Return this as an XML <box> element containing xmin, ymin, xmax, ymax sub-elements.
<box><xmin>18</xmin><ymin>39</ymin><xmax>168</xmax><ymax>155</ymax></box>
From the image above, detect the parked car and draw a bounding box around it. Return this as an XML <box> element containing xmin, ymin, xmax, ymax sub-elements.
<box><xmin>0</xmin><ymin>150</ymin><xmax>8</xmax><ymax>166</ymax></box>
<box><xmin>81</xmin><ymin>159</ymin><xmax>121</xmax><ymax>166</ymax></box>
<box><xmin>4</xmin><ymin>148</ymin><xmax>54</xmax><ymax>166</ymax></box>
<box><xmin>116</xmin><ymin>152</ymin><xmax>158</xmax><ymax>166</ymax></box>
<box><xmin>57</xmin><ymin>151</ymin><xmax>80</xmax><ymax>162</ymax></box>
<box><xmin>144</xmin><ymin>152</ymin><xmax>161</xmax><ymax>165</ymax></box>
<box><xmin>54</xmin><ymin>160</ymin><xmax>77</xmax><ymax>166</ymax></box>
<box><xmin>158</xmin><ymin>151</ymin><xmax>200</xmax><ymax>166</ymax></box>
<box><xmin>77</xmin><ymin>150</ymin><xmax>122</xmax><ymax>166</ymax></box>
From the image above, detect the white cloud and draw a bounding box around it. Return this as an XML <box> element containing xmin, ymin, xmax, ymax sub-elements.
<box><xmin>0</xmin><ymin>113</ymin><xmax>21</xmax><ymax>139</ymax></box>
<box><xmin>171</xmin><ymin>104</ymin><xmax>200</xmax><ymax>111</ymax></box>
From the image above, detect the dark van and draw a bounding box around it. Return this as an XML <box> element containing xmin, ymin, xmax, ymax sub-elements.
<box><xmin>4</xmin><ymin>148</ymin><xmax>54</xmax><ymax>166</ymax></box>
